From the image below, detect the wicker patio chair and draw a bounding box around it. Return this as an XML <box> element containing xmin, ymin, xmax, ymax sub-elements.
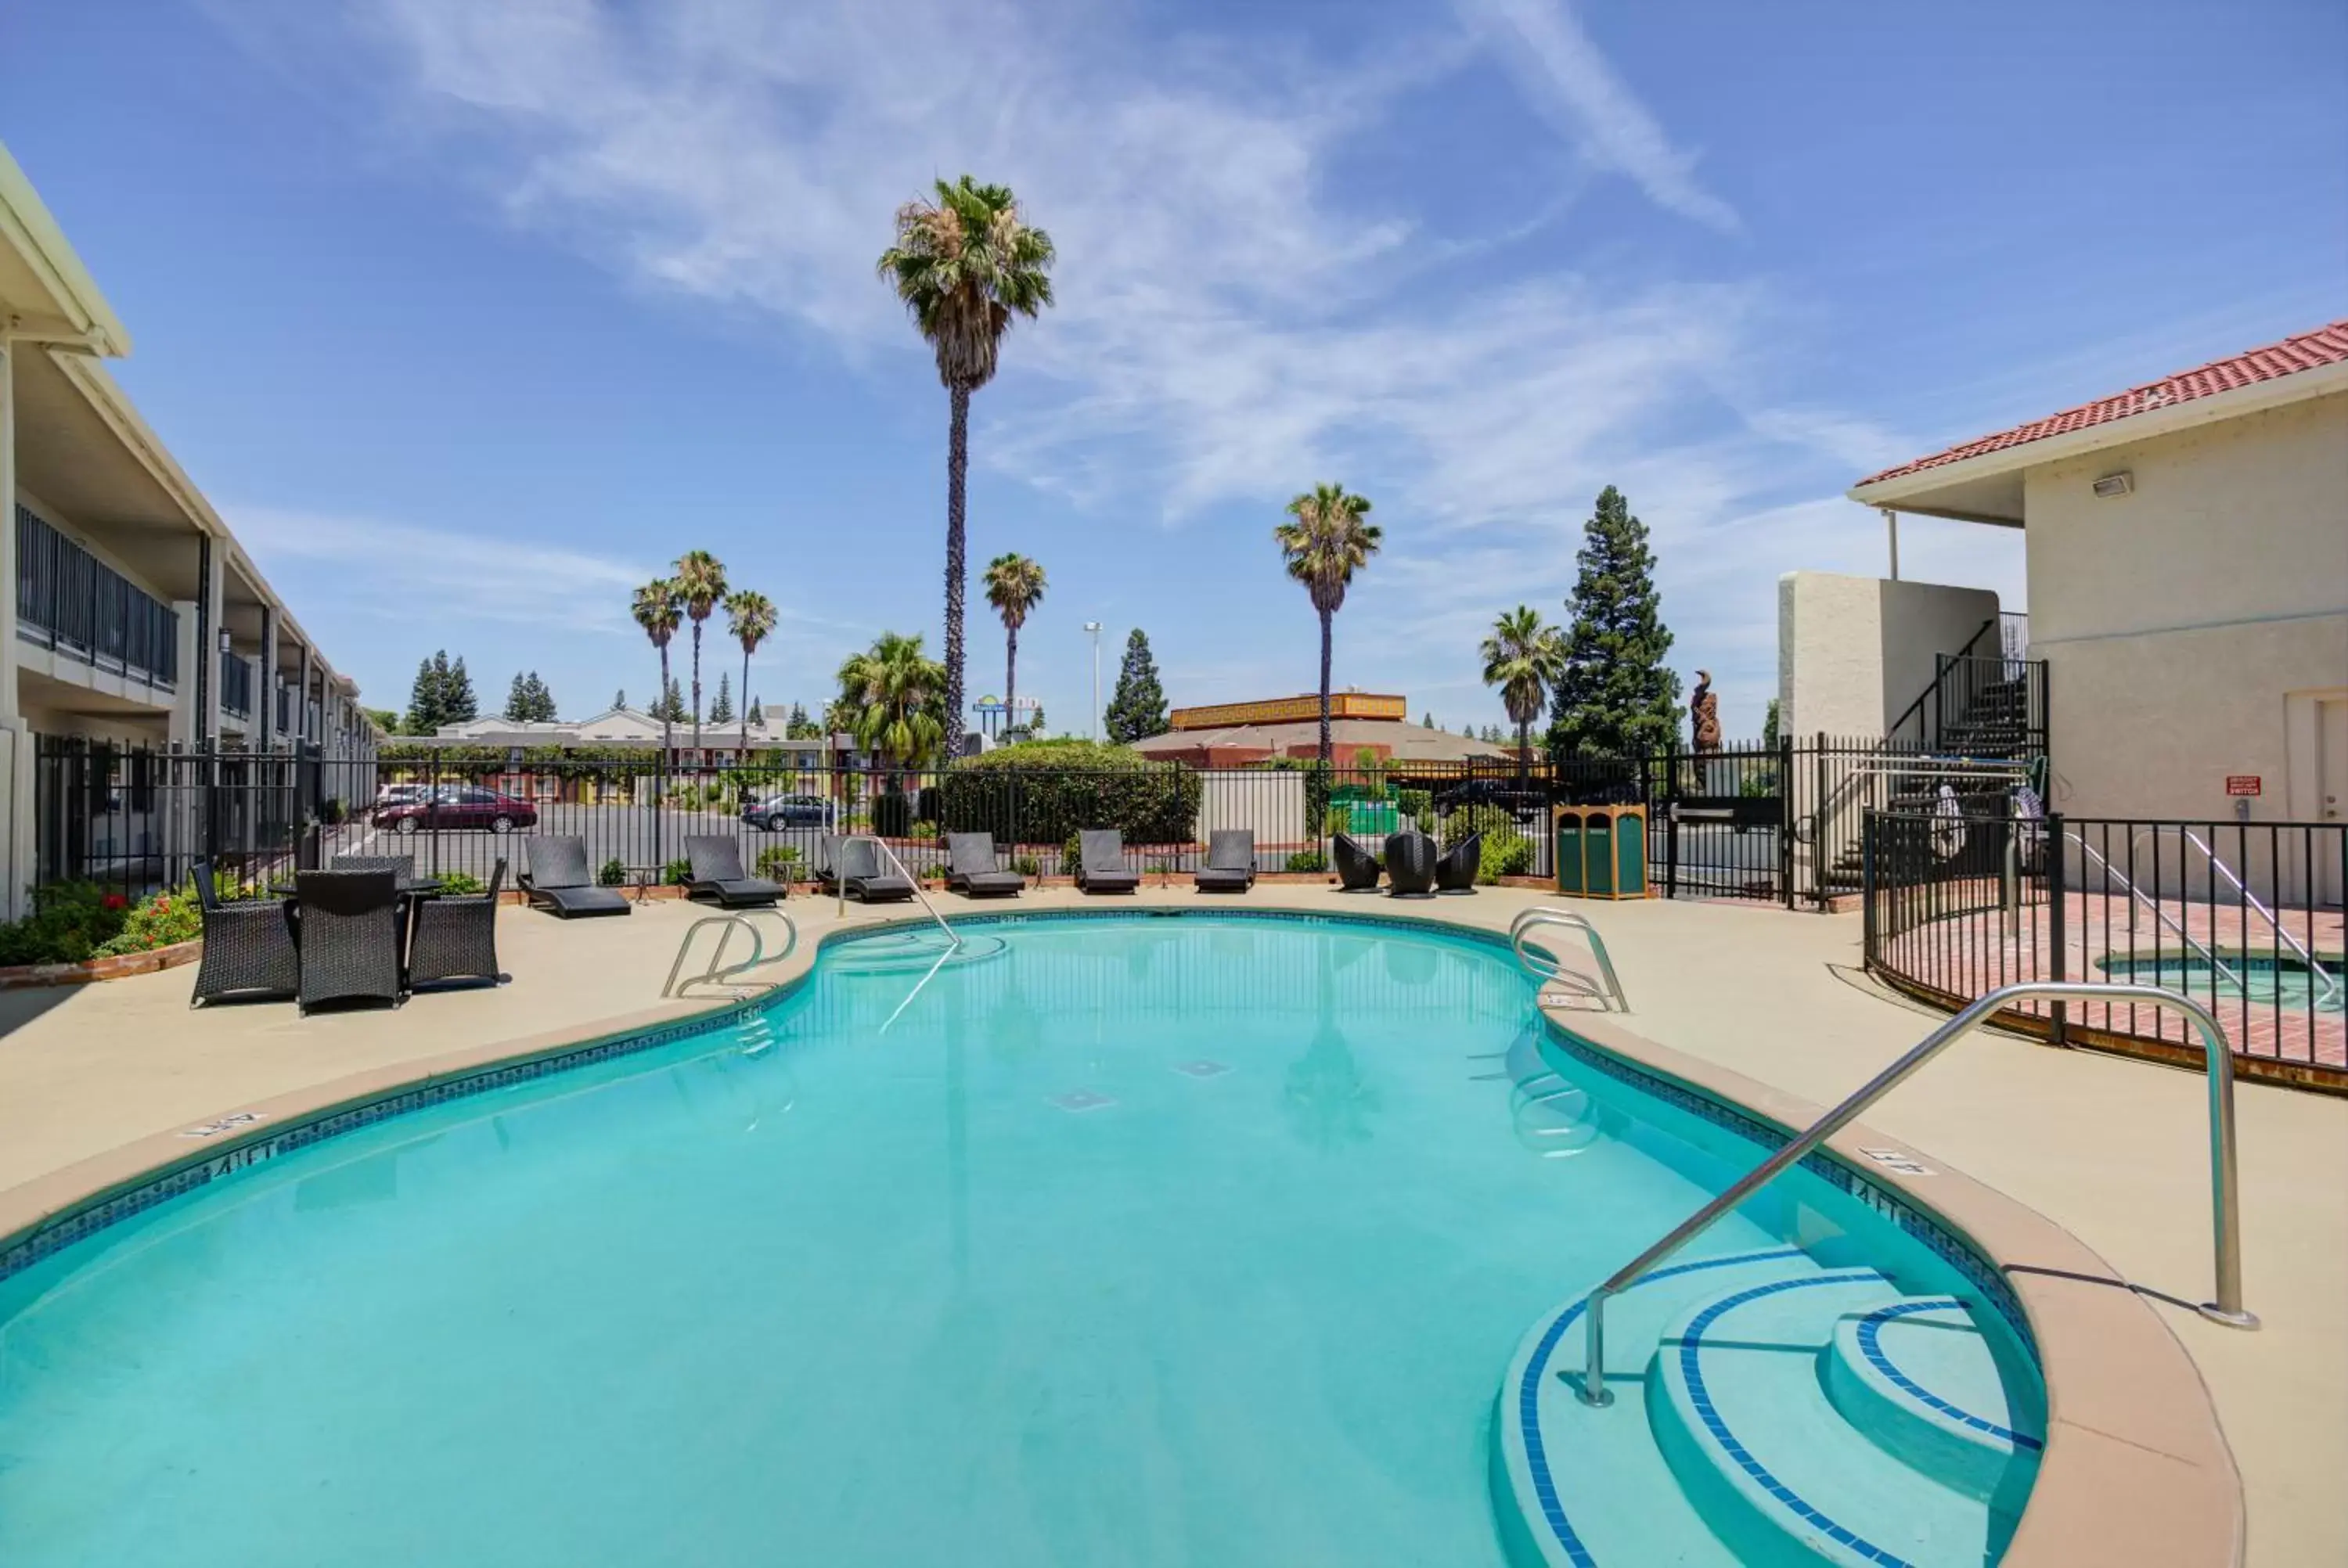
<box><xmin>945</xmin><ymin>833</ymin><xmax>1025</xmax><ymax>897</ymax></box>
<box><xmin>1384</xmin><ymin>831</ymin><xmax>1439</xmax><ymax>897</ymax></box>
<box><xmin>831</xmin><ymin>836</ymin><xmax>914</xmax><ymax>903</ymax></box>
<box><xmin>1435</xmin><ymin>833</ymin><xmax>1482</xmax><ymax>893</ymax></box>
<box><xmin>408</xmin><ymin>858</ymin><xmax>506</xmax><ymax>989</ymax></box>
<box><xmin>518</xmin><ymin>836</ymin><xmax>631</xmax><ymax>918</ymax></box>
<box><xmin>292</xmin><ymin>869</ymin><xmax>403</xmax><ymax>1014</ymax></box>
<box><xmin>683</xmin><ymin>836</ymin><xmax>787</xmax><ymax>908</ymax></box>
<box><xmin>189</xmin><ymin>858</ymin><xmax>298</xmax><ymax>1007</ymax></box>
<box><xmin>331</xmin><ymin>853</ymin><xmax>416</xmax><ymax>888</ymax></box>
<box><xmin>1194</xmin><ymin>829</ymin><xmax>1256</xmax><ymax>893</ymax></box>
<box><xmin>1075</xmin><ymin>829</ymin><xmax>1140</xmax><ymax>894</ymax></box>
<box><xmin>1333</xmin><ymin>833</ymin><xmax>1383</xmax><ymax>892</ymax></box>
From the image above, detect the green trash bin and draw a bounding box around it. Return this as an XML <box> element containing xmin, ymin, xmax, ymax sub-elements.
<box><xmin>1554</xmin><ymin>810</ymin><xmax>1586</xmax><ymax>894</ymax></box>
<box><xmin>1586</xmin><ymin>816</ymin><xmax>1616</xmax><ymax>897</ymax></box>
<box><xmin>1346</xmin><ymin>800</ymin><xmax>1399</xmax><ymax>837</ymax></box>
<box><xmin>1613</xmin><ymin>811</ymin><xmax>1648</xmax><ymax>897</ymax></box>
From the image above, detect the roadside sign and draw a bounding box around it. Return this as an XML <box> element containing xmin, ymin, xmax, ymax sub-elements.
<box><xmin>2225</xmin><ymin>775</ymin><xmax>2261</xmax><ymax>797</ymax></box>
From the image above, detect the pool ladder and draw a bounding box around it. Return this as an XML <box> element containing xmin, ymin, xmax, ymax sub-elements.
<box><xmin>662</xmin><ymin>908</ymin><xmax>800</xmax><ymax>999</ymax></box>
<box><xmin>1510</xmin><ymin>907</ymin><xmax>1630</xmax><ymax>1012</ymax></box>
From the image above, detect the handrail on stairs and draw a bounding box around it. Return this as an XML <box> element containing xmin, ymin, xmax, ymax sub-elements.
<box><xmin>1510</xmin><ymin>907</ymin><xmax>1630</xmax><ymax>1012</ymax></box>
<box><xmin>662</xmin><ymin>908</ymin><xmax>800</xmax><ymax>999</ymax></box>
<box><xmin>1572</xmin><ymin>980</ymin><xmax>2256</xmax><ymax>1408</ymax></box>
<box><xmin>832</xmin><ymin>833</ymin><xmax>961</xmax><ymax>950</ymax></box>
<box><xmin>2127</xmin><ymin>825</ymin><xmax>2338</xmax><ymax>1006</ymax></box>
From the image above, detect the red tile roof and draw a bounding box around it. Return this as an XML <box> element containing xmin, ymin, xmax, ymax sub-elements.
<box><xmin>1856</xmin><ymin>318</ymin><xmax>2348</xmax><ymax>488</ymax></box>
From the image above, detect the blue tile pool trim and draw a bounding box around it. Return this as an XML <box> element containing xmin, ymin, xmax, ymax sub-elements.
<box><xmin>1856</xmin><ymin>1299</ymin><xmax>2044</xmax><ymax>1451</ymax></box>
<box><xmin>1679</xmin><ymin>1271</ymin><xmax>1922</xmax><ymax>1568</ymax></box>
<box><xmin>1515</xmin><ymin>1248</ymin><xmax>1810</xmax><ymax>1568</ymax></box>
<box><xmin>1540</xmin><ymin>1020</ymin><xmax>2036</xmax><ymax>1354</ymax></box>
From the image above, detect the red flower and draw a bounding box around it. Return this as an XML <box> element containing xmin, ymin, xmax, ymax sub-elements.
<box><xmin>102</xmin><ymin>894</ymin><xmax>129</xmax><ymax>911</ymax></box>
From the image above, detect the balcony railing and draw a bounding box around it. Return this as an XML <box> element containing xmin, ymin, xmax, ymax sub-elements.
<box><xmin>219</xmin><ymin>649</ymin><xmax>254</xmax><ymax>718</ymax></box>
<box><xmin>15</xmin><ymin>505</ymin><xmax>179</xmax><ymax>686</ymax></box>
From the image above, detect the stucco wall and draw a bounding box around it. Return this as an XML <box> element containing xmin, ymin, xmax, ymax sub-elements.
<box><xmin>2023</xmin><ymin>392</ymin><xmax>2348</xmax><ymax>822</ymax></box>
<box><xmin>1778</xmin><ymin>571</ymin><xmax>2000</xmax><ymax>739</ymax></box>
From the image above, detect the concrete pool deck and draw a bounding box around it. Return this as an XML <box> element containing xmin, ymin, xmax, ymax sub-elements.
<box><xmin>0</xmin><ymin>884</ymin><xmax>2339</xmax><ymax>1565</ymax></box>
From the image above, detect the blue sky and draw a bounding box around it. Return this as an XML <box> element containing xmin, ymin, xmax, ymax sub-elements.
<box><xmin>4</xmin><ymin>0</ymin><xmax>2342</xmax><ymax>737</ymax></box>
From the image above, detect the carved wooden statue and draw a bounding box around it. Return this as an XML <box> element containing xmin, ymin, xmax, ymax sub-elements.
<box><xmin>1691</xmin><ymin>670</ymin><xmax>1722</xmax><ymax>753</ymax></box>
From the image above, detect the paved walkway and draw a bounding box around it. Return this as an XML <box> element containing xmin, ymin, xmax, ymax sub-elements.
<box><xmin>0</xmin><ymin>884</ymin><xmax>2339</xmax><ymax>1564</ymax></box>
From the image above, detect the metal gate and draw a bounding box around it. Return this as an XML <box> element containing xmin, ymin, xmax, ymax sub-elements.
<box><xmin>1560</xmin><ymin>741</ymin><xmax>1794</xmax><ymax>905</ymax></box>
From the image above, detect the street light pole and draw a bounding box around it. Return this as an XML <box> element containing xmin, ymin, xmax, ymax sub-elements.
<box><xmin>1084</xmin><ymin>622</ymin><xmax>1103</xmax><ymax>740</ymax></box>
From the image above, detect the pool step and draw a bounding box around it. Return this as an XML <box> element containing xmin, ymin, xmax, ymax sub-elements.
<box><xmin>1496</xmin><ymin>1257</ymin><xmax>2037</xmax><ymax>1568</ymax></box>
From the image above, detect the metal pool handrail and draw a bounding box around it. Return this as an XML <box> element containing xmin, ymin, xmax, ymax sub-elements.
<box><xmin>834</xmin><ymin>833</ymin><xmax>962</xmax><ymax>950</ymax></box>
<box><xmin>1574</xmin><ymin>980</ymin><xmax>2256</xmax><ymax>1408</ymax></box>
<box><xmin>2069</xmin><ymin>832</ymin><xmax>2247</xmax><ymax>995</ymax></box>
<box><xmin>662</xmin><ymin>909</ymin><xmax>800</xmax><ymax>999</ymax></box>
<box><xmin>1510</xmin><ymin>908</ymin><xmax>1629</xmax><ymax>1012</ymax></box>
<box><xmin>2127</xmin><ymin>825</ymin><xmax>2339</xmax><ymax>1006</ymax></box>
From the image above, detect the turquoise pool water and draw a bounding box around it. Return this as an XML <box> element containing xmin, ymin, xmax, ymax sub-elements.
<box><xmin>2096</xmin><ymin>952</ymin><xmax>2343</xmax><ymax>1012</ymax></box>
<box><xmin>0</xmin><ymin>913</ymin><xmax>2035</xmax><ymax>1566</ymax></box>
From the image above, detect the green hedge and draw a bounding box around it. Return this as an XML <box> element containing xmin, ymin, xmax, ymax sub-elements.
<box><xmin>937</xmin><ymin>741</ymin><xmax>1203</xmax><ymax>846</ymax></box>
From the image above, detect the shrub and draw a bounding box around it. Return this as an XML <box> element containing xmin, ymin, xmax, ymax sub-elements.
<box><xmin>754</xmin><ymin>845</ymin><xmax>800</xmax><ymax>879</ymax></box>
<box><xmin>916</xmin><ymin>785</ymin><xmax>942</xmax><ymax>823</ymax></box>
<box><xmin>662</xmin><ymin>858</ymin><xmax>693</xmax><ymax>886</ymax></box>
<box><xmin>1012</xmin><ymin>854</ymin><xmax>1041</xmax><ymax>878</ymax></box>
<box><xmin>1323</xmin><ymin>804</ymin><xmax>1352</xmax><ymax>837</ymax></box>
<box><xmin>0</xmin><ymin>882</ymin><xmax>131</xmax><ymax>966</ymax></box>
<box><xmin>1478</xmin><ymin>831</ymin><xmax>1535</xmax><ymax>883</ymax></box>
<box><xmin>596</xmin><ymin>857</ymin><xmax>627</xmax><ymax>886</ymax></box>
<box><xmin>1396</xmin><ymin>787</ymin><xmax>1432</xmax><ymax>822</ymax></box>
<box><xmin>1440</xmin><ymin>804</ymin><xmax>1519</xmax><ymax>851</ymax></box>
<box><xmin>937</xmin><ymin>740</ymin><xmax>1202</xmax><ymax>847</ymax></box>
<box><xmin>438</xmin><ymin>871</ymin><xmax>486</xmax><ymax>896</ymax></box>
<box><xmin>909</xmin><ymin>820</ymin><xmax>939</xmax><ymax>841</ymax></box>
<box><xmin>90</xmin><ymin>884</ymin><xmax>201</xmax><ymax>957</ymax></box>
<box><xmin>1061</xmin><ymin>832</ymin><xmax>1083</xmax><ymax>876</ymax></box>
<box><xmin>871</xmin><ymin>789</ymin><xmax>913</xmax><ymax>838</ymax></box>
<box><xmin>1284</xmin><ymin>849</ymin><xmax>1328</xmax><ymax>873</ymax></box>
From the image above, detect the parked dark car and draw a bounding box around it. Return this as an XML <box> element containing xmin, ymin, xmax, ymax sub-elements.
<box><xmin>369</xmin><ymin>783</ymin><xmax>431</xmax><ymax>819</ymax></box>
<box><xmin>1431</xmin><ymin>777</ymin><xmax>1549</xmax><ymax>815</ymax></box>
<box><xmin>376</xmin><ymin>785</ymin><xmax>539</xmax><ymax>835</ymax></box>
<box><xmin>742</xmin><ymin>792</ymin><xmax>836</xmax><ymax>830</ymax></box>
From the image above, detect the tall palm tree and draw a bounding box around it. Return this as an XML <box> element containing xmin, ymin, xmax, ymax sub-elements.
<box><xmin>1480</xmin><ymin>605</ymin><xmax>1568</xmax><ymax>789</ymax></box>
<box><xmin>981</xmin><ymin>552</ymin><xmax>1046</xmax><ymax>738</ymax></box>
<box><xmin>1273</xmin><ymin>484</ymin><xmax>1382</xmax><ymax>768</ymax></box>
<box><xmin>630</xmin><ymin>578</ymin><xmax>682</xmax><ymax>754</ymax></box>
<box><xmin>672</xmin><ymin>550</ymin><xmax>728</xmax><ymax>750</ymax></box>
<box><xmin>836</xmin><ymin>631</ymin><xmax>948</xmax><ymax>772</ymax></box>
<box><xmin>724</xmin><ymin>589</ymin><xmax>777</xmax><ymax>756</ymax></box>
<box><xmin>877</xmin><ymin>177</ymin><xmax>1057</xmax><ymax>761</ymax></box>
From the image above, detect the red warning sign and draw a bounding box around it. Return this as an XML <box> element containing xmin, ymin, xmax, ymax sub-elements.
<box><xmin>2224</xmin><ymin>775</ymin><xmax>2262</xmax><ymax>797</ymax></box>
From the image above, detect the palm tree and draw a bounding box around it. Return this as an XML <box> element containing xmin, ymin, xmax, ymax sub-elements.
<box><xmin>672</xmin><ymin>550</ymin><xmax>728</xmax><ymax>750</ymax></box>
<box><xmin>877</xmin><ymin>177</ymin><xmax>1056</xmax><ymax>761</ymax></box>
<box><xmin>1273</xmin><ymin>484</ymin><xmax>1382</xmax><ymax>768</ymax></box>
<box><xmin>724</xmin><ymin>589</ymin><xmax>778</xmax><ymax>756</ymax></box>
<box><xmin>630</xmin><ymin>578</ymin><xmax>682</xmax><ymax>754</ymax></box>
<box><xmin>836</xmin><ymin>631</ymin><xmax>948</xmax><ymax>773</ymax></box>
<box><xmin>1480</xmin><ymin>605</ymin><xmax>1568</xmax><ymax>790</ymax></box>
<box><xmin>981</xmin><ymin>552</ymin><xmax>1047</xmax><ymax>738</ymax></box>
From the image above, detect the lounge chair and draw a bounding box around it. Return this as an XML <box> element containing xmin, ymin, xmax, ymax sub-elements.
<box><xmin>683</xmin><ymin>836</ymin><xmax>787</xmax><ymax>908</ymax></box>
<box><xmin>331</xmin><ymin>853</ymin><xmax>416</xmax><ymax>887</ymax></box>
<box><xmin>1436</xmin><ymin>833</ymin><xmax>1482</xmax><ymax>894</ymax></box>
<box><xmin>819</xmin><ymin>835</ymin><xmax>915</xmax><ymax>903</ymax></box>
<box><xmin>1194</xmin><ymin>829</ymin><xmax>1256</xmax><ymax>894</ymax></box>
<box><xmin>518</xmin><ymin>836</ymin><xmax>632</xmax><ymax>919</ymax></box>
<box><xmin>1384</xmin><ymin>831</ymin><xmax>1439</xmax><ymax>897</ymax></box>
<box><xmin>189</xmin><ymin>858</ymin><xmax>299</xmax><ymax>1006</ymax></box>
<box><xmin>1333</xmin><ymin>833</ymin><xmax>1382</xmax><ymax>892</ymax></box>
<box><xmin>945</xmin><ymin>833</ymin><xmax>1025</xmax><ymax>897</ymax></box>
<box><xmin>292</xmin><ymin>869</ymin><xmax>403</xmax><ymax>1013</ymax></box>
<box><xmin>1074</xmin><ymin>829</ymin><xmax>1140</xmax><ymax>894</ymax></box>
<box><xmin>409</xmin><ymin>859</ymin><xmax>506</xmax><ymax>989</ymax></box>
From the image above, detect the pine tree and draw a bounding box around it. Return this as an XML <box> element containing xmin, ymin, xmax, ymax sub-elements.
<box><xmin>655</xmin><ymin>675</ymin><xmax>689</xmax><ymax>724</ymax></box>
<box><xmin>747</xmin><ymin>696</ymin><xmax>764</xmax><ymax>726</ymax></box>
<box><xmin>1763</xmin><ymin>697</ymin><xmax>1781</xmax><ymax>750</ymax></box>
<box><xmin>784</xmin><ymin>701</ymin><xmax>816</xmax><ymax>739</ymax></box>
<box><xmin>708</xmin><ymin>671</ymin><xmax>735</xmax><ymax>726</ymax></box>
<box><xmin>406</xmin><ymin>654</ymin><xmax>445</xmax><ymax>734</ymax></box>
<box><xmin>443</xmin><ymin>656</ymin><xmax>479</xmax><ymax>724</ymax></box>
<box><xmin>505</xmin><ymin>671</ymin><xmax>533</xmax><ymax>721</ymax></box>
<box><xmin>1104</xmin><ymin>628</ymin><xmax>1169</xmax><ymax>743</ymax></box>
<box><xmin>1421</xmin><ymin>711</ymin><xmax>1434</xmax><ymax>728</ymax></box>
<box><xmin>1547</xmin><ymin>486</ymin><xmax>1680</xmax><ymax>757</ymax></box>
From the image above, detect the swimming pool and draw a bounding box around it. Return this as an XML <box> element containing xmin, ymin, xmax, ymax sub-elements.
<box><xmin>0</xmin><ymin>912</ymin><xmax>2041</xmax><ymax>1566</ymax></box>
<box><xmin>2096</xmin><ymin>951</ymin><xmax>2343</xmax><ymax>1012</ymax></box>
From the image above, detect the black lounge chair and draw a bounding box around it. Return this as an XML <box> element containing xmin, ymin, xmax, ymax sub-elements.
<box><xmin>331</xmin><ymin>853</ymin><xmax>416</xmax><ymax>887</ymax></box>
<box><xmin>1333</xmin><ymin>833</ymin><xmax>1382</xmax><ymax>892</ymax></box>
<box><xmin>292</xmin><ymin>869</ymin><xmax>403</xmax><ymax>1014</ymax></box>
<box><xmin>189</xmin><ymin>858</ymin><xmax>298</xmax><ymax>1006</ymax></box>
<box><xmin>409</xmin><ymin>859</ymin><xmax>506</xmax><ymax>989</ymax></box>
<box><xmin>519</xmin><ymin>836</ymin><xmax>632</xmax><ymax>919</ymax></box>
<box><xmin>683</xmin><ymin>836</ymin><xmax>787</xmax><ymax>908</ymax></box>
<box><xmin>1194</xmin><ymin>829</ymin><xmax>1256</xmax><ymax>894</ymax></box>
<box><xmin>819</xmin><ymin>836</ymin><xmax>915</xmax><ymax>903</ymax></box>
<box><xmin>1074</xmin><ymin>829</ymin><xmax>1140</xmax><ymax>894</ymax></box>
<box><xmin>1384</xmin><ymin>831</ymin><xmax>1439</xmax><ymax>897</ymax></box>
<box><xmin>945</xmin><ymin>833</ymin><xmax>1025</xmax><ymax>897</ymax></box>
<box><xmin>1436</xmin><ymin>833</ymin><xmax>1482</xmax><ymax>894</ymax></box>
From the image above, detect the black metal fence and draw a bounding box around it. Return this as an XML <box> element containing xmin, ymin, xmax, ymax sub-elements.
<box><xmin>1865</xmin><ymin>807</ymin><xmax>2346</xmax><ymax>1091</ymax></box>
<box><xmin>31</xmin><ymin>735</ymin><xmax>2026</xmax><ymax>911</ymax></box>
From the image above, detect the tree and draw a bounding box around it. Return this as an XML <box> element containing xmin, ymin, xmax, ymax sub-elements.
<box><xmin>672</xmin><ymin>551</ymin><xmax>728</xmax><ymax>748</ymax></box>
<box><xmin>877</xmin><ymin>176</ymin><xmax>1057</xmax><ymax>761</ymax></box>
<box><xmin>837</xmin><ymin>631</ymin><xmax>948</xmax><ymax>769</ymax></box>
<box><xmin>443</xmin><ymin>656</ymin><xmax>477</xmax><ymax>724</ymax></box>
<box><xmin>708</xmin><ymin>671</ymin><xmax>736</xmax><ymax>727</ymax></box>
<box><xmin>652</xmin><ymin>674</ymin><xmax>689</xmax><ymax>725</ymax></box>
<box><xmin>1763</xmin><ymin>696</ymin><xmax>1781</xmax><ymax>751</ymax></box>
<box><xmin>723</xmin><ymin>588</ymin><xmax>776</xmax><ymax>755</ymax></box>
<box><xmin>405</xmin><ymin>653</ymin><xmax>445</xmax><ymax>734</ymax></box>
<box><xmin>1104</xmin><ymin>628</ymin><xmax>1169</xmax><ymax>743</ymax></box>
<box><xmin>784</xmin><ymin>701</ymin><xmax>818</xmax><ymax>739</ymax></box>
<box><xmin>1481</xmin><ymin>606</ymin><xmax>1568</xmax><ymax>788</ymax></box>
<box><xmin>362</xmin><ymin>705</ymin><xmax>401</xmax><ymax>735</ymax></box>
<box><xmin>747</xmin><ymin>696</ymin><xmax>764</xmax><ymax>727</ymax></box>
<box><xmin>504</xmin><ymin>671</ymin><xmax>556</xmax><ymax>723</ymax></box>
<box><xmin>612</xmin><ymin>688</ymin><xmax>626</xmax><ymax>712</ymax></box>
<box><xmin>632</xmin><ymin>578</ymin><xmax>682</xmax><ymax>752</ymax></box>
<box><xmin>1273</xmin><ymin>483</ymin><xmax>1381</xmax><ymax>767</ymax></box>
<box><xmin>1422</xmin><ymin>712</ymin><xmax>1435</xmax><ymax>728</ymax></box>
<box><xmin>981</xmin><ymin>552</ymin><xmax>1046</xmax><ymax>736</ymax></box>
<box><xmin>1547</xmin><ymin>486</ymin><xmax>1680</xmax><ymax>758</ymax></box>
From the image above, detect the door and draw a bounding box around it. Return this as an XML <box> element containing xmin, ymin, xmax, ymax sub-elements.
<box><xmin>2320</xmin><ymin>698</ymin><xmax>2347</xmax><ymax>907</ymax></box>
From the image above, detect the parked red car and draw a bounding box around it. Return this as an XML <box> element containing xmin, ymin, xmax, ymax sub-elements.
<box><xmin>375</xmin><ymin>785</ymin><xmax>538</xmax><ymax>835</ymax></box>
